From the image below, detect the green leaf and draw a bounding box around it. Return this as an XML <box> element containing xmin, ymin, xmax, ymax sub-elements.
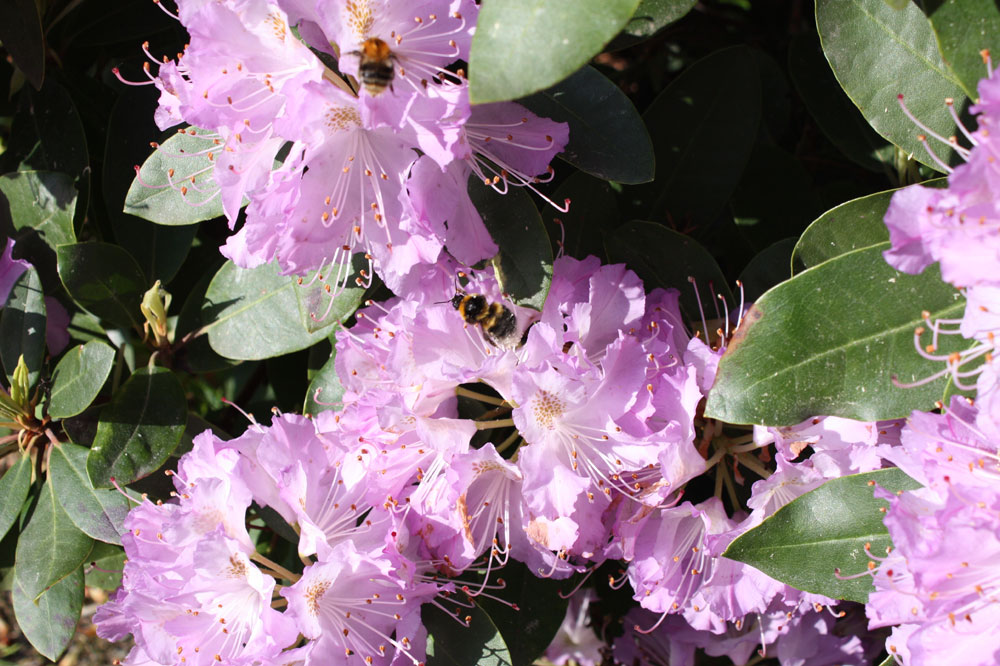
<box><xmin>48</xmin><ymin>341</ymin><xmax>116</xmax><ymax>419</ymax></box>
<box><xmin>923</xmin><ymin>0</ymin><xmax>999</xmax><ymax>100</ymax></box>
<box><xmin>304</xmin><ymin>347</ymin><xmax>345</xmax><ymax>416</ymax></box>
<box><xmin>634</xmin><ymin>46</ymin><xmax>761</xmax><ymax>226</ymax></box>
<box><xmin>0</xmin><ymin>171</ymin><xmax>77</xmax><ymax>250</ymax></box>
<box><xmin>202</xmin><ymin>260</ymin><xmax>333</xmax><ymax>360</ymax></box>
<box><xmin>11</xmin><ymin>566</ymin><xmax>83</xmax><ymax>661</ymax></box>
<box><xmin>174</xmin><ymin>265</ymin><xmax>239</xmax><ymax>373</ymax></box>
<box><xmin>4</xmin><ymin>81</ymin><xmax>90</xmax><ymax>184</ymax></box>
<box><xmin>87</xmin><ymin>366</ymin><xmax>187</xmax><ymax>487</ymax></box>
<box><xmin>294</xmin><ymin>256</ymin><xmax>367</xmax><ymax>334</ymax></box>
<box><xmin>114</xmin><ymin>219</ymin><xmax>198</xmax><ymax>286</ymax></box>
<box><xmin>877</xmin><ymin>655</ymin><xmax>898</xmax><ymax>666</ymax></box>
<box><xmin>623</xmin><ymin>0</ymin><xmax>697</xmax><ymax>37</ymax></box>
<box><xmin>424</xmin><ymin>604</ymin><xmax>512</xmax><ymax>666</ymax></box>
<box><xmin>705</xmin><ymin>244</ymin><xmax>966</xmax><ymax>425</ymax></box>
<box><xmin>0</xmin><ymin>454</ymin><xmax>32</xmax><ymax>543</ymax></box>
<box><xmin>723</xmin><ymin>468</ymin><xmax>921</xmax><ymax>603</ymax></box>
<box><xmin>468</xmin><ymin>0</ymin><xmax>641</xmax><ymax>104</ymax></box>
<box><xmin>816</xmin><ymin>0</ymin><xmax>969</xmax><ymax>170</ymax></box>
<box><xmin>468</xmin><ymin>177</ymin><xmax>553</xmax><ymax>310</ymax></box>
<box><xmin>49</xmin><ymin>443</ymin><xmax>130</xmax><ymax>545</ymax></box>
<box><xmin>0</xmin><ymin>268</ymin><xmax>46</xmax><ymax>388</ymax></box>
<box><xmin>0</xmin><ymin>0</ymin><xmax>44</xmax><ymax>89</ymax></box>
<box><xmin>791</xmin><ymin>190</ymin><xmax>892</xmax><ymax>272</ymax></box>
<box><xmin>474</xmin><ymin>559</ymin><xmax>570</xmax><ymax>666</ymax></box>
<box><xmin>604</xmin><ymin>220</ymin><xmax>732</xmax><ymax>323</ymax></box>
<box><xmin>124</xmin><ymin>126</ymin><xmax>226</xmax><ymax>225</ymax></box>
<box><xmin>518</xmin><ymin>66</ymin><xmax>654</xmax><ymax>184</ymax></box>
<box><xmin>792</xmin><ymin>179</ymin><xmax>947</xmax><ymax>273</ymax></box>
<box><xmin>788</xmin><ymin>34</ymin><xmax>894</xmax><ymax>173</ymax></box>
<box><xmin>106</xmin><ymin>89</ymin><xmax>197</xmax><ymax>284</ymax></box>
<box><xmin>13</xmin><ymin>480</ymin><xmax>93</xmax><ymax>601</ymax></box>
<box><xmin>56</xmin><ymin>242</ymin><xmax>147</xmax><ymax>331</ymax></box>
<box><xmin>83</xmin><ymin>541</ymin><xmax>125</xmax><ymax>590</ymax></box>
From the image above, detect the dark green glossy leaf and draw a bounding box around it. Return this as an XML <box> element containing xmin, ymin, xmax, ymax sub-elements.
<box><xmin>83</xmin><ymin>541</ymin><xmax>125</xmax><ymax>590</ymax></box>
<box><xmin>87</xmin><ymin>367</ymin><xmax>187</xmax><ymax>487</ymax></box>
<box><xmin>924</xmin><ymin>0</ymin><xmax>1000</xmax><ymax>100</ymax></box>
<box><xmin>474</xmin><ymin>559</ymin><xmax>570</xmax><ymax>666</ymax></box>
<box><xmin>788</xmin><ymin>34</ymin><xmax>894</xmax><ymax>173</ymax></box>
<box><xmin>468</xmin><ymin>177</ymin><xmax>552</xmax><ymax>311</ymax></box>
<box><xmin>624</xmin><ymin>0</ymin><xmax>697</xmax><ymax>37</ymax></box>
<box><xmin>0</xmin><ymin>171</ymin><xmax>77</xmax><ymax>250</ymax></box>
<box><xmin>816</xmin><ymin>0</ymin><xmax>969</xmax><ymax>169</ymax></box>
<box><xmin>48</xmin><ymin>341</ymin><xmax>116</xmax><ymax>419</ymax></box>
<box><xmin>294</xmin><ymin>255</ymin><xmax>367</xmax><ymax>334</ymax></box>
<box><xmin>705</xmin><ymin>244</ymin><xmax>966</xmax><ymax>425</ymax></box>
<box><xmin>791</xmin><ymin>180</ymin><xmax>946</xmax><ymax>273</ymax></box>
<box><xmin>541</xmin><ymin>171</ymin><xmax>618</xmax><ymax>261</ymax></box>
<box><xmin>469</xmin><ymin>0</ymin><xmax>640</xmax><ymax>103</ymax></box>
<box><xmin>0</xmin><ymin>454</ymin><xmax>32</xmax><ymax>543</ymax></box>
<box><xmin>50</xmin><ymin>442</ymin><xmax>130</xmax><ymax>545</ymax></box>
<box><xmin>64</xmin><ymin>405</ymin><xmax>100</xmax><ymax>448</ymax></box>
<box><xmin>305</xmin><ymin>347</ymin><xmax>344</xmax><ymax>416</ymax></box>
<box><xmin>424</xmin><ymin>604</ymin><xmax>512</xmax><ymax>666</ymax></box>
<box><xmin>202</xmin><ymin>260</ymin><xmax>331</xmax><ymax>360</ymax></box>
<box><xmin>604</xmin><ymin>220</ymin><xmax>732</xmax><ymax>323</ymax></box>
<box><xmin>792</xmin><ymin>190</ymin><xmax>892</xmax><ymax>272</ymax></box>
<box><xmin>0</xmin><ymin>0</ymin><xmax>44</xmax><ymax>89</ymax></box>
<box><xmin>635</xmin><ymin>46</ymin><xmax>761</xmax><ymax>226</ymax></box>
<box><xmin>124</xmin><ymin>126</ymin><xmax>226</xmax><ymax>225</ymax></box>
<box><xmin>115</xmin><ymin>220</ymin><xmax>198</xmax><ymax>287</ymax></box>
<box><xmin>56</xmin><ymin>242</ymin><xmax>147</xmax><ymax>331</ymax></box>
<box><xmin>12</xmin><ymin>566</ymin><xmax>83</xmax><ymax>661</ymax></box>
<box><xmin>106</xmin><ymin>89</ymin><xmax>197</xmax><ymax>284</ymax></box>
<box><xmin>13</xmin><ymin>480</ymin><xmax>93</xmax><ymax>601</ymax></box>
<box><xmin>737</xmin><ymin>238</ymin><xmax>796</xmax><ymax>304</ymax></box>
<box><xmin>723</xmin><ymin>468</ymin><xmax>921</xmax><ymax>603</ymax></box>
<box><xmin>4</xmin><ymin>81</ymin><xmax>90</xmax><ymax>183</ymax></box>
<box><xmin>0</xmin><ymin>268</ymin><xmax>46</xmax><ymax>387</ymax></box>
<box><xmin>519</xmin><ymin>66</ymin><xmax>654</xmax><ymax>184</ymax></box>
<box><xmin>174</xmin><ymin>265</ymin><xmax>239</xmax><ymax>373</ymax></box>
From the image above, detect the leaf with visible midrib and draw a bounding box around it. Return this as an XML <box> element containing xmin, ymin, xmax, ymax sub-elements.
<box><xmin>816</xmin><ymin>0</ymin><xmax>969</xmax><ymax>169</ymax></box>
<box><xmin>48</xmin><ymin>340</ymin><xmax>116</xmax><ymax>419</ymax></box>
<box><xmin>202</xmin><ymin>260</ymin><xmax>332</xmax><ymax>360</ymax></box>
<box><xmin>124</xmin><ymin>126</ymin><xmax>227</xmax><ymax>225</ymax></box>
<box><xmin>0</xmin><ymin>455</ymin><xmax>32</xmax><ymax>543</ymax></box>
<box><xmin>518</xmin><ymin>66</ymin><xmax>654</xmax><ymax>185</ymax></box>
<box><xmin>723</xmin><ymin>468</ymin><xmax>921</xmax><ymax>602</ymax></box>
<box><xmin>13</xmin><ymin>480</ymin><xmax>94</xmax><ymax>601</ymax></box>
<box><xmin>56</xmin><ymin>243</ymin><xmax>147</xmax><ymax>331</ymax></box>
<box><xmin>12</xmin><ymin>567</ymin><xmax>84</xmax><ymax>661</ymax></box>
<box><xmin>705</xmin><ymin>243</ymin><xmax>967</xmax><ymax>425</ymax></box>
<box><xmin>0</xmin><ymin>268</ymin><xmax>46</xmax><ymax>388</ymax></box>
<box><xmin>87</xmin><ymin>367</ymin><xmax>187</xmax><ymax>487</ymax></box>
<box><xmin>50</xmin><ymin>443</ymin><xmax>130</xmax><ymax>545</ymax></box>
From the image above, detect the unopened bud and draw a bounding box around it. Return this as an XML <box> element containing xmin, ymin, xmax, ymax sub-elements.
<box><xmin>140</xmin><ymin>281</ymin><xmax>172</xmax><ymax>347</ymax></box>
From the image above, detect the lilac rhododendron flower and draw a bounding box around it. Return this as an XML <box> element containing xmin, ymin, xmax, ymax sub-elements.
<box><xmin>123</xmin><ymin>0</ymin><xmax>572</xmax><ymax>301</ymax></box>
<box><xmin>885</xmin><ymin>64</ymin><xmax>1000</xmax><ymax>408</ymax></box>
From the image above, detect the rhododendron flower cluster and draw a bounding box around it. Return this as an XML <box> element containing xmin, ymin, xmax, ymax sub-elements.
<box><xmin>96</xmin><ymin>255</ymin><xmax>900</xmax><ymax>664</ymax></box>
<box><xmin>134</xmin><ymin>0</ymin><xmax>568</xmax><ymax>296</ymax></box>
<box><xmin>864</xmin><ymin>64</ymin><xmax>1000</xmax><ymax>666</ymax></box>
